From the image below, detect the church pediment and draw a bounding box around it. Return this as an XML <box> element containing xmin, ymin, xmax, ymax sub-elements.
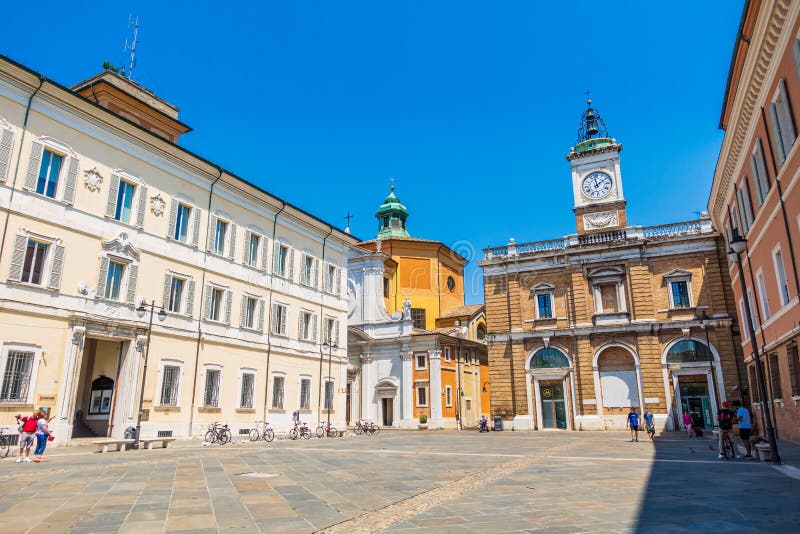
<box><xmin>587</xmin><ymin>266</ymin><xmax>625</xmax><ymax>278</ymax></box>
<box><xmin>663</xmin><ymin>268</ymin><xmax>692</xmax><ymax>279</ymax></box>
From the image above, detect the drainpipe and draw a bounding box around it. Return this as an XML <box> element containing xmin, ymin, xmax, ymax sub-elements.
<box><xmin>263</xmin><ymin>201</ymin><xmax>287</xmax><ymax>421</ymax></box>
<box><xmin>316</xmin><ymin>226</ymin><xmax>334</xmax><ymax>427</ymax></box>
<box><xmin>187</xmin><ymin>166</ymin><xmax>223</xmax><ymax>437</ymax></box>
<box><xmin>0</xmin><ymin>75</ymin><xmax>45</xmax><ymax>263</ymax></box>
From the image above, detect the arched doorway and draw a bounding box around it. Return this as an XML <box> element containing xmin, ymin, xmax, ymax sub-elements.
<box><xmin>528</xmin><ymin>347</ymin><xmax>576</xmax><ymax>430</ymax></box>
<box><xmin>662</xmin><ymin>338</ymin><xmax>722</xmax><ymax>432</ymax></box>
<box><xmin>594</xmin><ymin>344</ymin><xmax>643</xmax><ymax>430</ymax></box>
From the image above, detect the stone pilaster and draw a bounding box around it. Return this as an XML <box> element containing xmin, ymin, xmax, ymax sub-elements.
<box><xmin>401</xmin><ymin>351</ymin><xmax>413</xmax><ymax>427</ymax></box>
<box><xmin>429</xmin><ymin>349</ymin><xmax>443</xmax><ymax>428</ymax></box>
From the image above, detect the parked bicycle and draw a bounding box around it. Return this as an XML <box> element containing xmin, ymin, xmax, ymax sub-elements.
<box><xmin>316</xmin><ymin>422</ymin><xmax>338</xmax><ymax>438</ymax></box>
<box><xmin>249</xmin><ymin>420</ymin><xmax>275</xmax><ymax>442</ymax></box>
<box><xmin>205</xmin><ymin>422</ymin><xmax>232</xmax><ymax>445</ymax></box>
<box><xmin>288</xmin><ymin>420</ymin><xmax>312</xmax><ymax>440</ymax></box>
<box><xmin>0</xmin><ymin>427</ymin><xmax>10</xmax><ymax>458</ymax></box>
<box><xmin>354</xmin><ymin>419</ymin><xmax>381</xmax><ymax>436</ymax></box>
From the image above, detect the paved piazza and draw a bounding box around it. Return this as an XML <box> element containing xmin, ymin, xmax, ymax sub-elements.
<box><xmin>0</xmin><ymin>431</ymin><xmax>798</xmax><ymax>533</ymax></box>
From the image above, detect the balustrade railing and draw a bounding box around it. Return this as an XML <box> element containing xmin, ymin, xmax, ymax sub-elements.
<box><xmin>482</xmin><ymin>219</ymin><xmax>712</xmax><ymax>260</ymax></box>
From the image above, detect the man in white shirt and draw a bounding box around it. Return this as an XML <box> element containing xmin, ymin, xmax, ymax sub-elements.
<box><xmin>734</xmin><ymin>401</ymin><xmax>752</xmax><ymax>457</ymax></box>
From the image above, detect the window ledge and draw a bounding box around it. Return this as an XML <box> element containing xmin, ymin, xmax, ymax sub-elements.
<box><xmin>6</xmin><ymin>280</ymin><xmax>56</xmax><ymax>292</ymax></box>
<box><xmin>665</xmin><ymin>306</ymin><xmax>698</xmax><ymax>313</ymax></box>
<box><xmin>270</xmin><ymin>332</ymin><xmax>288</xmax><ymax>339</ymax></box>
<box><xmin>166</xmin><ymin>236</ymin><xmax>197</xmax><ymax>249</ymax></box>
<box><xmin>240</xmin><ymin>326</ymin><xmax>263</xmax><ymax>334</ymax></box>
<box><xmin>153</xmin><ymin>405</ymin><xmax>180</xmax><ymax>412</ymax></box>
<box><xmin>0</xmin><ymin>403</ymin><xmax>35</xmax><ymax>410</ymax></box>
<box><xmin>236</xmin><ymin>408</ymin><xmax>256</xmax><ymax>413</ymax></box>
<box><xmin>198</xmin><ymin>407</ymin><xmax>221</xmax><ymax>413</ymax></box>
<box><xmin>774</xmin><ymin>399</ymin><xmax>784</xmax><ymax>407</ymax></box>
<box><xmin>592</xmin><ymin>312</ymin><xmax>630</xmax><ymax>325</ymax></box>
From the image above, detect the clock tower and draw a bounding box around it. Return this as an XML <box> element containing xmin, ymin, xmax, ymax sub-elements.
<box><xmin>566</xmin><ymin>99</ymin><xmax>627</xmax><ymax>235</ymax></box>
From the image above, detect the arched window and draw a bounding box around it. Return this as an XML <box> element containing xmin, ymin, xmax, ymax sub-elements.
<box><xmin>476</xmin><ymin>324</ymin><xmax>486</xmax><ymax>340</ymax></box>
<box><xmin>666</xmin><ymin>340</ymin><xmax>713</xmax><ymax>363</ymax></box>
<box><xmin>530</xmin><ymin>347</ymin><xmax>569</xmax><ymax>369</ymax></box>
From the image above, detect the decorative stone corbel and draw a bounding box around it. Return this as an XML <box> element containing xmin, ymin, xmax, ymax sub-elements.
<box><xmin>72</xmin><ymin>326</ymin><xmax>86</xmax><ymax>347</ymax></box>
<box><xmin>135</xmin><ymin>334</ymin><xmax>147</xmax><ymax>353</ymax></box>
<box><xmin>681</xmin><ymin>328</ymin><xmax>691</xmax><ymax>340</ymax></box>
<box><xmin>401</xmin><ymin>351</ymin><xmax>414</xmax><ymax>361</ymax></box>
<box><xmin>542</xmin><ymin>336</ymin><xmax>550</xmax><ymax>349</ymax></box>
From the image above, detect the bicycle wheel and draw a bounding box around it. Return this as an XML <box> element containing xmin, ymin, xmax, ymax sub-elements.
<box><xmin>288</xmin><ymin>428</ymin><xmax>298</xmax><ymax>440</ymax></box>
<box><xmin>204</xmin><ymin>430</ymin><xmax>217</xmax><ymax>443</ymax></box>
<box><xmin>220</xmin><ymin>429</ymin><xmax>232</xmax><ymax>445</ymax></box>
<box><xmin>724</xmin><ymin>436</ymin><xmax>736</xmax><ymax>460</ymax></box>
<box><xmin>316</xmin><ymin>426</ymin><xmax>325</xmax><ymax>439</ymax></box>
<box><xmin>302</xmin><ymin>428</ymin><xmax>311</xmax><ymax>440</ymax></box>
<box><xmin>249</xmin><ymin>429</ymin><xmax>260</xmax><ymax>442</ymax></box>
<box><xmin>371</xmin><ymin>425</ymin><xmax>380</xmax><ymax>436</ymax></box>
<box><xmin>264</xmin><ymin>429</ymin><xmax>275</xmax><ymax>443</ymax></box>
<box><xmin>354</xmin><ymin>424</ymin><xmax>363</xmax><ymax>436</ymax></box>
<box><xmin>0</xmin><ymin>436</ymin><xmax>9</xmax><ymax>458</ymax></box>
<box><xmin>327</xmin><ymin>426</ymin><xmax>337</xmax><ymax>437</ymax></box>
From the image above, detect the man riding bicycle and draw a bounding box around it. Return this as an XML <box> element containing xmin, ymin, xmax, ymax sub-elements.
<box><xmin>717</xmin><ymin>401</ymin><xmax>739</xmax><ymax>459</ymax></box>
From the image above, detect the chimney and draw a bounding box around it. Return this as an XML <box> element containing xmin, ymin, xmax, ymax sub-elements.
<box><xmin>71</xmin><ymin>70</ymin><xmax>192</xmax><ymax>143</ymax></box>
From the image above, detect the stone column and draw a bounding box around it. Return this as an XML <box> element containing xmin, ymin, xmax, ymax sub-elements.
<box><xmin>401</xmin><ymin>351</ymin><xmax>413</xmax><ymax>427</ymax></box>
<box><xmin>360</xmin><ymin>354</ymin><xmax>374</xmax><ymax>422</ymax></box>
<box><xmin>53</xmin><ymin>325</ymin><xmax>85</xmax><ymax>444</ymax></box>
<box><xmin>429</xmin><ymin>350</ymin><xmax>443</xmax><ymax>428</ymax></box>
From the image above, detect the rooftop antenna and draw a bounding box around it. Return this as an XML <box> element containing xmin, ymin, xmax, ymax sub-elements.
<box><xmin>124</xmin><ymin>15</ymin><xmax>139</xmax><ymax>80</ymax></box>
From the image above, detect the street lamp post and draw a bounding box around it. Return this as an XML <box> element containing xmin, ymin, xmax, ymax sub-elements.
<box><xmin>135</xmin><ymin>300</ymin><xmax>167</xmax><ymax>450</ymax></box>
<box><xmin>728</xmin><ymin>230</ymin><xmax>780</xmax><ymax>463</ymax></box>
<box><xmin>323</xmin><ymin>339</ymin><xmax>338</xmax><ymax>429</ymax></box>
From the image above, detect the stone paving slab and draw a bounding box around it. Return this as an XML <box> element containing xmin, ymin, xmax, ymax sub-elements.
<box><xmin>0</xmin><ymin>431</ymin><xmax>797</xmax><ymax>532</ymax></box>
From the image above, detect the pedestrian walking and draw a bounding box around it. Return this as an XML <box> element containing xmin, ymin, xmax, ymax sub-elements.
<box><xmin>627</xmin><ymin>407</ymin><xmax>639</xmax><ymax>442</ymax></box>
<box><xmin>733</xmin><ymin>401</ymin><xmax>752</xmax><ymax>458</ymax></box>
<box><xmin>15</xmin><ymin>411</ymin><xmax>39</xmax><ymax>463</ymax></box>
<box><xmin>33</xmin><ymin>411</ymin><xmax>53</xmax><ymax>463</ymax></box>
<box><xmin>644</xmin><ymin>409</ymin><xmax>656</xmax><ymax>441</ymax></box>
<box><xmin>682</xmin><ymin>410</ymin><xmax>694</xmax><ymax>437</ymax></box>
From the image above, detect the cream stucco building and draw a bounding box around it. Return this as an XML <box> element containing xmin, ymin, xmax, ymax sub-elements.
<box><xmin>0</xmin><ymin>55</ymin><xmax>357</xmax><ymax>445</ymax></box>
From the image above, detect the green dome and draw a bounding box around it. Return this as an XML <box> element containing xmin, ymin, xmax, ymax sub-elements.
<box><xmin>376</xmin><ymin>186</ymin><xmax>410</xmax><ymax>238</ymax></box>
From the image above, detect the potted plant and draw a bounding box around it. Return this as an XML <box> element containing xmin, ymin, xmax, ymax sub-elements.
<box><xmin>418</xmin><ymin>413</ymin><xmax>428</xmax><ymax>430</ymax></box>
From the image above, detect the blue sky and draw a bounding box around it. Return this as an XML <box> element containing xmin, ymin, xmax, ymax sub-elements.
<box><xmin>3</xmin><ymin>1</ymin><xmax>743</xmax><ymax>304</ymax></box>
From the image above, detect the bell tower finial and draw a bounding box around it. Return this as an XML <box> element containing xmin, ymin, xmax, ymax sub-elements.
<box><xmin>375</xmin><ymin>182</ymin><xmax>410</xmax><ymax>239</ymax></box>
<box><xmin>577</xmin><ymin>93</ymin><xmax>609</xmax><ymax>143</ymax></box>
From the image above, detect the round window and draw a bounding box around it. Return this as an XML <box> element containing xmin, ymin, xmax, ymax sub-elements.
<box><xmin>446</xmin><ymin>276</ymin><xmax>456</xmax><ymax>292</ymax></box>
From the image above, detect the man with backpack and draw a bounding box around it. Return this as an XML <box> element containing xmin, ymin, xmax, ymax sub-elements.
<box><xmin>15</xmin><ymin>411</ymin><xmax>39</xmax><ymax>463</ymax></box>
<box><xmin>717</xmin><ymin>401</ymin><xmax>739</xmax><ymax>459</ymax></box>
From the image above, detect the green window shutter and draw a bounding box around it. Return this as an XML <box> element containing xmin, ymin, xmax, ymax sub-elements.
<box><xmin>203</xmin><ymin>285</ymin><xmax>212</xmax><ymax>320</ymax></box>
<box><xmin>228</xmin><ymin>223</ymin><xmax>237</xmax><ymax>260</ymax></box>
<box><xmin>224</xmin><ymin>290</ymin><xmax>233</xmax><ymax>325</ymax></box>
<box><xmin>8</xmin><ymin>234</ymin><xmax>27</xmax><ymax>281</ymax></box>
<box><xmin>0</xmin><ymin>128</ymin><xmax>15</xmax><ymax>183</ymax></box>
<box><xmin>47</xmin><ymin>244</ymin><xmax>65</xmax><ymax>290</ymax></box>
<box><xmin>257</xmin><ymin>300</ymin><xmax>265</xmax><ymax>331</ymax></box>
<box><xmin>770</xmin><ymin>103</ymin><xmax>786</xmax><ymax>163</ymax></box>
<box><xmin>96</xmin><ymin>257</ymin><xmax>110</xmax><ymax>299</ymax></box>
<box><xmin>62</xmin><ymin>157</ymin><xmax>79</xmax><ymax>205</ymax></box>
<box><xmin>126</xmin><ymin>264</ymin><xmax>139</xmax><ymax>304</ymax></box>
<box><xmin>106</xmin><ymin>174</ymin><xmax>120</xmax><ymax>218</ymax></box>
<box><xmin>260</xmin><ymin>238</ymin><xmax>269</xmax><ymax>271</ymax></box>
<box><xmin>191</xmin><ymin>208</ymin><xmax>201</xmax><ymax>247</ymax></box>
<box><xmin>243</xmin><ymin>231</ymin><xmax>252</xmax><ymax>265</ymax></box>
<box><xmin>207</xmin><ymin>215</ymin><xmax>217</xmax><ymax>251</ymax></box>
<box><xmin>240</xmin><ymin>294</ymin><xmax>248</xmax><ymax>327</ymax></box>
<box><xmin>135</xmin><ymin>185</ymin><xmax>148</xmax><ymax>228</ymax></box>
<box><xmin>185</xmin><ymin>280</ymin><xmax>195</xmax><ymax>316</ymax></box>
<box><xmin>272</xmin><ymin>242</ymin><xmax>280</xmax><ymax>274</ymax></box>
<box><xmin>162</xmin><ymin>274</ymin><xmax>173</xmax><ymax>310</ymax></box>
<box><xmin>271</xmin><ymin>304</ymin><xmax>278</xmax><ymax>332</ymax></box>
<box><xmin>24</xmin><ymin>141</ymin><xmax>44</xmax><ymax>190</ymax></box>
<box><xmin>311</xmin><ymin>314</ymin><xmax>318</xmax><ymax>343</ymax></box>
<box><xmin>288</xmin><ymin>249</ymin><xmax>295</xmax><ymax>280</ymax></box>
<box><xmin>167</xmin><ymin>199</ymin><xmax>178</xmax><ymax>238</ymax></box>
<box><xmin>312</xmin><ymin>258</ymin><xmax>319</xmax><ymax>288</ymax></box>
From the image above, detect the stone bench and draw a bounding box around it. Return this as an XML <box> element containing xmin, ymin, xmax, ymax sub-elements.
<box><xmin>754</xmin><ymin>443</ymin><xmax>772</xmax><ymax>462</ymax></box>
<box><xmin>139</xmin><ymin>437</ymin><xmax>177</xmax><ymax>450</ymax></box>
<box><xmin>93</xmin><ymin>438</ymin><xmax>134</xmax><ymax>453</ymax></box>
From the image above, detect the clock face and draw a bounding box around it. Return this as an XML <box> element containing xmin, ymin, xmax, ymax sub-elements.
<box><xmin>582</xmin><ymin>172</ymin><xmax>613</xmax><ymax>199</ymax></box>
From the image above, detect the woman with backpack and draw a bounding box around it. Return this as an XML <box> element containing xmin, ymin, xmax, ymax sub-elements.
<box><xmin>33</xmin><ymin>411</ymin><xmax>53</xmax><ymax>462</ymax></box>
